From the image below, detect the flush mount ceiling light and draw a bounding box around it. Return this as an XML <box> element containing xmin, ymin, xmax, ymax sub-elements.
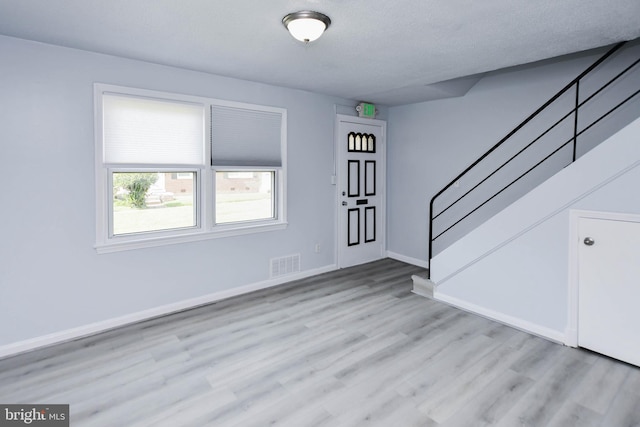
<box><xmin>282</xmin><ymin>11</ymin><xmax>331</xmax><ymax>43</ymax></box>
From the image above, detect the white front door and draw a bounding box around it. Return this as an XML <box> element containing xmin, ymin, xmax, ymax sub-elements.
<box><xmin>336</xmin><ymin>115</ymin><xmax>385</xmax><ymax>268</ymax></box>
<box><xmin>578</xmin><ymin>216</ymin><xmax>640</xmax><ymax>367</ymax></box>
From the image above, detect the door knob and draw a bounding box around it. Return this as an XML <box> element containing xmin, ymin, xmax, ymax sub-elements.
<box><xmin>583</xmin><ymin>237</ymin><xmax>595</xmax><ymax>246</ymax></box>
<box><xmin>342</xmin><ymin>201</ymin><xmax>347</xmax><ymax>206</ymax></box>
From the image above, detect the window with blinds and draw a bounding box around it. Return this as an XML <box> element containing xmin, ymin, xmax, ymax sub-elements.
<box><xmin>211</xmin><ymin>105</ymin><xmax>283</xmax><ymax>167</ymax></box>
<box><xmin>210</xmin><ymin>104</ymin><xmax>285</xmax><ymax>225</ymax></box>
<box><xmin>103</xmin><ymin>93</ymin><xmax>205</xmax><ymax>166</ymax></box>
<box><xmin>95</xmin><ymin>84</ymin><xmax>287</xmax><ymax>252</ymax></box>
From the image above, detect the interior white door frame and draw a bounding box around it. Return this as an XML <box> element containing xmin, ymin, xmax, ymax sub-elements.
<box><xmin>567</xmin><ymin>209</ymin><xmax>640</xmax><ymax>347</ymax></box>
<box><xmin>335</xmin><ymin>114</ymin><xmax>387</xmax><ymax>268</ymax></box>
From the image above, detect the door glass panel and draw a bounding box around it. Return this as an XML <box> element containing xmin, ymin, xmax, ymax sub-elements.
<box><xmin>368</xmin><ymin>135</ymin><xmax>375</xmax><ymax>152</ymax></box>
<box><xmin>348</xmin><ymin>132</ymin><xmax>376</xmax><ymax>153</ymax></box>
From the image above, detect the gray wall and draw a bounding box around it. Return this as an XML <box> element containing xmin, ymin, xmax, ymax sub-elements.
<box><xmin>1</xmin><ymin>31</ymin><xmax>636</xmax><ymax>350</ymax></box>
<box><xmin>0</xmin><ymin>35</ymin><xmax>369</xmax><ymax>347</ymax></box>
<box><xmin>388</xmin><ymin>41</ymin><xmax>640</xmax><ymax>261</ymax></box>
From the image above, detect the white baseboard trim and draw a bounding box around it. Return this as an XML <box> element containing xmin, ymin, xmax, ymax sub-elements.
<box><xmin>386</xmin><ymin>251</ymin><xmax>429</xmax><ymax>269</ymax></box>
<box><xmin>0</xmin><ymin>264</ymin><xmax>338</xmax><ymax>360</ymax></box>
<box><xmin>434</xmin><ymin>291</ymin><xmax>567</xmax><ymax>344</ymax></box>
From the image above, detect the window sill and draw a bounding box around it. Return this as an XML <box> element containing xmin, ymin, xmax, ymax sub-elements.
<box><xmin>95</xmin><ymin>221</ymin><xmax>288</xmax><ymax>254</ymax></box>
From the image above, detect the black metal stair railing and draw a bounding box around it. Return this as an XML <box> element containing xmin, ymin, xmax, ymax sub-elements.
<box><xmin>428</xmin><ymin>41</ymin><xmax>640</xmax><ymax>278</ymax></box>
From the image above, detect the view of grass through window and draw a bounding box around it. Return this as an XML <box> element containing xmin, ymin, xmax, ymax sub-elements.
<box><xmin>112</xmin><ymin>172</ymin><xmax>196</xmax><ymax>235</ymax></box>
<box><xmin>112</xmin><ymin>171</ymin><xmax>275</xmax><ymax>236</ymax></box>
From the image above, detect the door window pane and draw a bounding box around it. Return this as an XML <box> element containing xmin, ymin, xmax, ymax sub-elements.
<box><xmin>112</xmin><ymin>172</ymin><xmax>196</xmax><ymax>235</ymax></box>
<box><xmin>215</xmin><ymin>171</ymin><xmax>274</xmax><ymax>224</ymax></box>
<box><xmin>347</xmin><ymin>132</ymin><xmax>376</xmax><ymax>153</ymax></box>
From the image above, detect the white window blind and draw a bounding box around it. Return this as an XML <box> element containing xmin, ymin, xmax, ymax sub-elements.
<box><xmin>103</xmin><ymin>93</ymin><xmax>205</xmax><ymax>165</ymax></box>
<box><xmin>211</xmin><ymin>105</ymin><xmax>283</xmax><ymax>167</ymax></box>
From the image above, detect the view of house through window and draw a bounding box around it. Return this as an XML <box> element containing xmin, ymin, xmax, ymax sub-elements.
<box><xmin>96</xmin><ymin>84</ymin><xmax>286</xmax><ymax>251</ymax></box>
<box><xmin>215</xmin><ymin>171</ymin><xmax>274</xmax><ymax>224</ymax></box>
<box><xmin>112</xmin><ymin>172</ymin><xmax>196</xmax><ymax>235</ymax></box>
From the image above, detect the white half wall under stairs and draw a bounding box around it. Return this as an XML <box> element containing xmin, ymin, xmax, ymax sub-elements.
<box><xmin>428</xmin><ymin>117</ymin><xmax>640</xmax><ymax>344</ymax></box>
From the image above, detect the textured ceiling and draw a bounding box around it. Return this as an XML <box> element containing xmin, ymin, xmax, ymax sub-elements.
<box><xmin>0</xmin><ymin>0</ymin><xmax>638</xmax><ymax>106</ymax></box>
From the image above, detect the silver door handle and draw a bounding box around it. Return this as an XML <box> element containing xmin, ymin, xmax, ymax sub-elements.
<box><xmin>584</xmin><ymin>237</ymin><xmax>595</xmax><ymax>246</ymax></box>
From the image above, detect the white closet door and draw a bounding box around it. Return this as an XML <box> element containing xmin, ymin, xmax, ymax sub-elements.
<box><xmin>578</xmin><ymin>217</ymin><xmax>640</xmax><ymax>367</ymax></box>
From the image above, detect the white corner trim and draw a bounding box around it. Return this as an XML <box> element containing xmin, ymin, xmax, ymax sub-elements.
<box><xmin>0</xmin><ymin>264</ymin><xmax>337</xmax><ymax>360</ymax></box>
<box><xmin>567</xmin><ymin>210</ymin><xmax>580</xmax><ymax>348</ymax></box>
<box><xmin>386</xmin><ymin>251</ymin><xmax>429</xmax><ymax>269</ymax></box>
<box><xmin>569</xmin><ymin>209</ymin><xmax>640</xmax><ymax>223</ymax></box>
<box><xmin>434</xmin><ymin>291</ymin><xmax>568</xmax><ymax>344</ymax></box>
<box><xmin>564</xmin><ymin>327</ymin><xmax>578</xmax><ymax>348</ymax></box>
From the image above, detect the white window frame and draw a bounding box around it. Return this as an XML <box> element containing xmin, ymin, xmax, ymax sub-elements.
<box><xmin>95</xmin><ymin>84</ymin><xmax>287</xmax><ymax>253</ymax></box>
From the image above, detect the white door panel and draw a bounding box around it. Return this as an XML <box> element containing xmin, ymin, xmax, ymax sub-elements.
<box><xmin>578</xmin><ymin>217</ymin><xmax>640</xmax><ymax>367</ymax></box>
<box><xmin>336</xmin><ymin>116</ymin><xmax>385</xmax><ymax>268</ymax></box>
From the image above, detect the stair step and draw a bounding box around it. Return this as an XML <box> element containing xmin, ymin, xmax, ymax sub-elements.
<box><xmin>411</xmin><ymin>273</ymin><xmax>436</xmax><ymax>299</ymax></box>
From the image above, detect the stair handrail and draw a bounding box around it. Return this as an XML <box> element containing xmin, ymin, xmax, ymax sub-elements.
<box><xmin>427</xmin><ymin>41</ymin><xmax>640</xmax><ymax>278</ymax></box>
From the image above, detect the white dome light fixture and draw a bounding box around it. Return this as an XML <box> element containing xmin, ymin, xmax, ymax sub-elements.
<box><xmin>282</xmin><ymin>11</ymin><xmax>331</xmax><ymax>43</ymax></box>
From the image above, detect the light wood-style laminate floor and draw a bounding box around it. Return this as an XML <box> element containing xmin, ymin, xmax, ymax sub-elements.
<box><xmin>1</xmin><ymin>259</ymin><xmax>639</xmax><ymax>426</ymax></box>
